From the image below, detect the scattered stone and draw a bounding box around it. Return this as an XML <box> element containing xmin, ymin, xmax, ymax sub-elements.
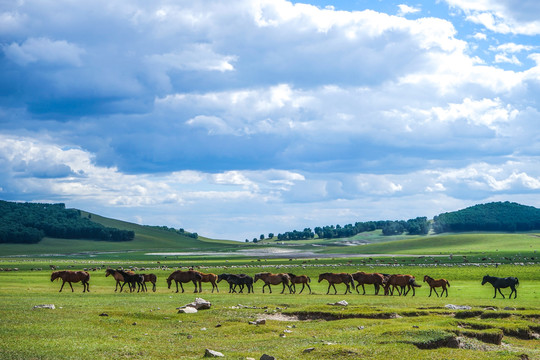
<box><xmin>187</xmin><ymin>335</ymin><xmax>193</xmax><ymax>339</ymax></box>
<box><xmin>504</xmin><ymin>307</ymin><xmax>517</xmax><ymax>311</ymax></box>
<box><xmin>279</xmin><ymin>333</ymin><xmax>286</xmax><ymax>337</ymax></box>
<box><xmin>358</xmin><ymin>326</ymin><xmax>365</xmax><ymax>330</ymax></box>
<box><xmin>132</xmin><ymin>322</ymin><xmax>137</xmax><ymax>325</ymax></box>
<box><xmin>249</xmin><ymin>319</ymin><xmax>266</xmax><ymax>325</ymax></box>
<box><xmin>32</xmin><ymin>304</ymin><xmax>55</xmax><ymax>310</ymax></box>
<box><xmin>412</xmin><ymin>325</ymin><xmax>419</xmax><ymax>328</ymax></box>
<box><xmin>484</xmin><ymin>307</ymin><xmax>497</xmax><ymax>311</ymax></box>
<box><xmin>283</xmin><ymin>329</ymin><xmax>292</xmax><ymax>333</ymax></box>
<box><xmin>246</xmin><ymin>358</ymin><xmax>256</xmax><ymax>360</ymax></box>
<box><xmin>99</xmin><ymin>313</ymin><xmax>109</xmax><ymax>316</ymax></box>
<box><xmin>327</xmin><ymin>300</ymin><xmax>348</xmax><ymax>306</ymax></box>
<box><xmin>201</xmin><ymin>327</ymin><xmax>207</xmax><ymax>331</ymax></box>
<box><xmin>178</xmin><ymin>307</ymin><xmax>198</xmax><ymax>314</ymax></box>
<box><xmin>178</xmin><ymin>298</ymin><xmax>211</xmax><ymax>311</ymax></box>
<box><xmin>215</xmin><ymin>323</ymin><xmax>222</xmax><ymax>328</ymax></box>
<box><xmin>260</xmin><ymin>354</ymin><xmax>276</xmax><ymax>360</ymax></box>
<box><xmin>445</xmin><ymin>304</ymin><xmax>472</xmax><ymax>310</ymax></box>
<box><xmin>204</xmin><ymin>349</ymin><xmax>224</xmax><ymax>357</ymax></box>
<box><xmin>303</xmin><ymin>347</ymin><xmax>315</xmax><ymax>353</ymax></box>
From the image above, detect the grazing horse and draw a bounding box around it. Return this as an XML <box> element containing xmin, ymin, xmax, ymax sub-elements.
<box><xmin>105</xmin><ymin>268</ymin><xmax>135</xmax><ymax>292</ymax></box>
<box><xmin>352</xmin><ymin>271</ymin><xmax>385</xmax><ymax>295</ymax></box>
<box><xmin>141</xmin><ymin>273</ymin><xmax>157</xmax><ymax>292</ymax></box>
<box><xmin>51</xmin><ymin>270</ymin><xmax>90</xmax><ymax>293</ymax></box>
<box><xmin>217</xmin><ymin>273</ymin><xmax>254</xmax><ymax>293</ymax></box>
<box><xmin>167</xmin><ymin>270</ymin><xmax>202</xmax><ymax>293</ymax></box>
<box><xmin>254</xmin><ymin>272</ymin><xmax>292</xmax><ymax>294</ymax></box>
<box><xmin>384</xmin><ymin>274</ymin><xmax>420</xmax><ymax>296</ymax></box>
<box><xmin>318</xmin><ymin>272</ymin><xmax>354</xmax><ymax>295</ymax></box>
<box><xmin>423</xmin><ymin>275</ymin><xmax>450</xmax><ymax>297</ymax></box>
<box><xmin>482</xmin><ymin>275</ymin><xmax>519</xmax><ymax>299</ymax></box>
<box><xmin>192</xmin><ymin>271</ymin><xmax>219</xmax><ymax>293</ymax></box>
<box><xmin>116</xmin><ymin>269</ymin><xmax>144</xmax><ymax>293</ymax></box>
<box><xmin>287</xmin><ymin>273</ymin><xmax>312</xmax><ymax>294</ymax></box>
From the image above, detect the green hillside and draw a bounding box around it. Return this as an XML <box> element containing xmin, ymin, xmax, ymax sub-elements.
<box><xmin>0</xmin><ymin>210</ymin><xmax>242</xmax><ymax>256</ymax></box>
<box><xmin>321</xmin><ymin>232</ymin><xmax>540</xmax><ymax>255</ymax></box>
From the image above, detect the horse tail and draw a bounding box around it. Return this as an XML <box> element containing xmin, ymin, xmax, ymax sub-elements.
<box><xmin>410</xmin><ymin>278</ymin><xmax>421</xmax><ymax>287</ymax></box>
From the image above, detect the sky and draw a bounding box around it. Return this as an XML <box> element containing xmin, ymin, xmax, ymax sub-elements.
<box><xmin>1</xmin><ymin>0</ymin><xmax>540</xmax><ymax>241</ymax></box>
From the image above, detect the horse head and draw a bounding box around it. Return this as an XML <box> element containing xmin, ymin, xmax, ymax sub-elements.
<box><xmin>423</xmin><ymin>275</ymin><xmax>429</xmax><ymax>282</ymax></box>
<box><xmin>166</xmin><ymin>276</ymin><xmax>172</xmax><ymax>289</ymax></box>
<box><xmin>50</xmin><ymin>271</ymin><xmax>60</xmax><ymax>282</ymax></box>
<box><xmin>105</xmin><ymin>269</ymin><xmax>113</xmax><ymax>277</ymax></box>
<box><xmin>318</xmin><ymin>273</ymin><xmax>326</xmax><ymax>283</ymax></box>
<box><xmin>254</xmin><ymin>273</ymin><xmax>261</xmax><ymax>282</ymax></box>
<box><xmin>481</xmin><ymin>275</ymin><xmax>489</xmax><ymax>285</ymax></box>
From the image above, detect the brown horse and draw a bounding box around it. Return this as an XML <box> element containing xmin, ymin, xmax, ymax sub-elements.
<box><xmin>191</xmin><ymin>270</ymin><xmax>219</xmax><ymax>293</ymax></box>
<box><xmin>384</xmin><ymin>274</ymin><xmax>420</xmax><ymax>296</ymax></box>
<box><xmin>288</xmin><ymin>273</ymin><xmax>312</xmax><ymax>294</ymax></box>
<box><xmin>254</xmin><ymin>272</ymin><xmax>292</xmax><ymax>294</ymax></box>
<box><xmin>51</xmin><ymin>270</ymin><xmax>90</xmax><ymax>292</ymax></box>
<box><xmin>105</xmin><ymin>268</ymin><xmax>135</xmax><ymax>292</ymax></box>
<box><xmin>423</xmin><ymin>275</ymin><xmax>450</xmax><ymax>297</ymax></box>
<box><xmin>166</xmin><ymin>270</ymin><xmax>202</xmax><ymax>293</ymax></box>
<box><xmin>352</xmin><ymin>271</ymin><xmax>385</xmax><ymax>295</ymax></box>
<box><xmin>318</xmin><ymin>272</ymin><xmax>354</xmax><ymax>295</ymax></box>
<box><xmin>142</xmin><ymin>273</ymin><xmax>157</xmax><ymax>292</ymax></box>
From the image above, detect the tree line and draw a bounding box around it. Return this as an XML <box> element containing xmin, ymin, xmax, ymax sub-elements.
<box><xmin>0</xmin><ymin>201</ymin><xmax>134</xmax><ymax>244</ymax></box>
<box><xmin>259</xmin><ymin>202</ymin><xmax>540</xmax><ymax>242</ymax></box>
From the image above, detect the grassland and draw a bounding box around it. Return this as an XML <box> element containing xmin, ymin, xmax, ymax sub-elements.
<box><xmin>0</xmin><ymin>256</ymin><xmax>539</xmax><ymax>360</ymax></box>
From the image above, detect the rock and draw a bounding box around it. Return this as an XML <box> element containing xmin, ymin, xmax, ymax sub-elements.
<box><xmin>249</xmin><ymin>319</ymin><xmax>266</xmax><ymax>325</ymax></box>
<box><xmin>358</xmin><ymin>326</ymin><xmax>364</xmax><ymax>330</ymax></box>
<box><xmin>187</xmin><ymin>335</ymin><xmax>193</xmax><ymax>339</ymax></box>
<box><xmin>178</xmin><ymin>307</ymin><xmax>198</xmax><ymax>314</ymax></box>
<box><xmin>215</xmin><ymin>323</ymin><xmax>222</xmax><ymax>328</ymax></box>
<box><xmin>484</xmin><ymin>307</ymin><xmax>497</xmax><ymax>311</ymax></box>
<box><xmin>132</xmin><ymin>322</ymin><xmax>137</xmax><ymax>325</ymax></box>
<box><xmin>303</xmin><ymin>347</ymin><xmax>315</xmax><ymax>353</ymax></box>
<box><xmin>260</xmin><ymin>355</ymin><xmax>276</xmax><ymax>360</ymax></box>
<box><xmin>504</xmin><ymin>307</ymin><xmax>516</xmax><ymax>311</ymax></box>
<box><xmin>204</xmin><ymin>349</ymin><xmax>224</xmax><ymax>357</ymax></box>
<box><xmin>327</xmin><ymin>300</ymin><xmax>348</xmax><ymax>306</ymax></box>
<box><xmin>32</xmin><ymin>304</ymin><xmax>55</xmax><ymax>310</ymax></box>
<box><xmin>177</xmin><ymin>298</ymin><xmax>211</xmax><ymax>312</ymax></box>
<box><xmin>283</xmin><ymin>329</ymin><xmax>292</xmax><ymax>333</ymax></box>
<box><xmin>445</xmin><ymin>304</ymin><xmax>472</xmax><ymax>310</ymax></box>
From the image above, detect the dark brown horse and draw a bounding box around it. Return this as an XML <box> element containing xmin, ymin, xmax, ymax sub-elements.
<box><xmin>352</xmin><ymin>271</ymin><xmax>385</xmax><ymax>295</ymax></box>
<box><xmin>51</xmin><ymin>270</ymin><xmax>90</xmax><ymax>292</ymax></box>
<box><xmin>482</xmin><ymin>275</ymin><xmax>519</xmax><ymax>299</ymax></box>
<box><xmin>318</xmin><ymin>272</ymin><xmax>354</xmax><ymax>294</ymax></box>
<box><xmin>167</xmin><ymin>270</ymin><xmax>202</xmax><ymax>293</ymax></box>
<box><xmin>192</xmin><ymin>271</ymin><xmax>219</xmax><ymax>293</ymax></box>
<box><xmin>384</xmin><ymin>274</ymin><xmax>420</xmax><ymax>296</ymax></box>
<box><xmin>287</xmin><ymin>273</ymin><xmax>312</xmax><ymax>294</ymax></box>
<box><xmin>105</xmin><ymin>268</ymin><xmax>135</xmax><ymax>292</ymax></box>
<box><xmin>254</xmin><ymin>272</ymin><xmax>292</xmax><ymax>294</ymax></box>
<box><xmin>142</xmin><ymin>273</ymin><xmax>157</xmax><ymax>292</ymax></box>
<box><xmin>423</xmin><ymin>275</ymin><xmax>450</xmax><ymax>297</ymax></box>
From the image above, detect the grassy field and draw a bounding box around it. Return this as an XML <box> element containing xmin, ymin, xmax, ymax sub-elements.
<box><xmin>0</xmin><ymin>257</ymin><xmax>538</xmax><ymax>360</ymax></box>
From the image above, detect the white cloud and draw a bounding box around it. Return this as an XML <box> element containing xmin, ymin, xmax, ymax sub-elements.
<box><xmin>3</xmin><ymin>37</ymin><xmax>84</xmax><ymax>66</ymax></box>
<box><xmin>397</xmin><ymin>4</ymin><xmax>420</xmax><ymax>16</ymax></box>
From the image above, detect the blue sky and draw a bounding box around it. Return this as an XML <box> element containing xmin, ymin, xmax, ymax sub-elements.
<box><xmin>1</xmin><ymin>0</ymin><xmax>540</xmax><ymax>241</ymax></box>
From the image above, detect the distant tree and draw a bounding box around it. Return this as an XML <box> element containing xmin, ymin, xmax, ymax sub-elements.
<box><xmin>268</xmin><ymin>233</ymin><xmax>274</xmax><ymax>239</ymax></box>
<box><xmin>252</xmin><ymin>238</ymin><xmax>258</xmax><ymax>243</ymax></box>
<box><xmin>260</xmin><ymin>234</ymin><xmax>265</xmax><ymax>240</ymax></box>
<box><xmin>245</xmin><ymin>239</ymin><xmax>249</xmax><ymax>243</ymax></box>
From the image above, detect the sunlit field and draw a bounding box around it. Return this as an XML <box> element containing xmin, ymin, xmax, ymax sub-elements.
<box><xmin>0</xmin><ymin>257</ymin><xmax>538</xmax><ymax>359</ymax></box>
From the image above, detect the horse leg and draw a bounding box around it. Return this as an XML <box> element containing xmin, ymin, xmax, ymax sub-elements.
<box><xmin>299</xmin><ymin>283</ymin><xmax>305</xmax><ymax>294</ymax></box>
<box><xmin>362</xmin><ymin>284</ymin><xmax>366</xmax><ymax>295</ymax></box>
<box><xmin>326</xmin><ymin>283</ymin><xmax>331</xmax><ymax>295</ymax></box>
<box><xmin>428</xmin><ymin>287</ymin><xmax>432</xmax><ymax>297</ymax></box>
<box><xmin>306</xmin><ymin>283</ymin><xmax>312</xmax><ymax>294</ymax></box>
<box><xmin>281</xmin><ymin>282</ymin><xmax>286</xmax><ymax>294</ymax></box>
<box><xmin>498</xmin><ymin>288</ymin><xmax>505</xmax><ymax>299</ymax></box>
<box><xmin>69</xmin><ymin>281</ymin><xmax>74</xmax><ymax>292</ymax></box>
<box><xmin>152</xmin><ymin>282</ymin><xmax>156</xmax><ymax>292</ymax></box>
<box><xmin>115</xmin><ymin>280</ymin><xmax>119</xmax><ymax>292</ymax></box>
<box><xmin>433</xmin><ymin>287</ymin><xmax>439</xmax><ymax>297</ymax></box>
<box><xmin>333</xmin><ymin>283</ymin><xmax>338</xmax><ymax>295</ymax></box>
<box><xmin>198</xmin><ymin>281</ymin><xmax>202</xmax><ymax>293</ymax></box>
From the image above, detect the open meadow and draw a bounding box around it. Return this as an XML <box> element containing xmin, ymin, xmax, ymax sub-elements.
<box><xmin>0</xmin><ymin>256</ymin><xmax>539</xmax><ymax>360</ymax></box>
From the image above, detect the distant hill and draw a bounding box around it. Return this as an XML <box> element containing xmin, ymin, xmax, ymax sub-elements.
<box><xmin>432</xmin><ymin>201</ymin><xmax>540</xmax><ymax>233</ymax></box>
<box><xmin>0</xmin><ymin>201</ymin><xmax>134</xmax><ymax>244</ymax></box>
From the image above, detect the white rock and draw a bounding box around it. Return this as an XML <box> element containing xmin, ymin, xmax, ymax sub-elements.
<box><xmin>33</xmin><ymin>304</ymin><xmax>55</xmax><ymax>310</ymax></box>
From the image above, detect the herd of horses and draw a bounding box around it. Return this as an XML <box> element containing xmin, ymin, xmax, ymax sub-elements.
<box><xmin>50</xmin><ymin>269</ymin><xmax>520</xmax><ymax>299</ymax></box>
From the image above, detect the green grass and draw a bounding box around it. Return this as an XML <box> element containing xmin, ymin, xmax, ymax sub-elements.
<box><xmin>320</xmin><ymin>232</ymin><xmax>540</xmax><ymax>256</ymax></box>
<box><xmin>0</xmin><ymin>259</ymin><xmax>539</xmax><ymax>360</ymax></box>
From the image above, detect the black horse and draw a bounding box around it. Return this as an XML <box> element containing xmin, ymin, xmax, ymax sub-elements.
<box><xmin>117</xmin><ymin>269</ymin><xmax>145</xmax><ymax>293</ymax></box>
<box><xmin>481</xmin><ymin>275</ymin><xmax>519</xmax><ymax>299</ymax></box>
<box><xmin>217</xmin><ymin>273</ymin><xmax>254</xmax><ymax>293</ymax></box>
